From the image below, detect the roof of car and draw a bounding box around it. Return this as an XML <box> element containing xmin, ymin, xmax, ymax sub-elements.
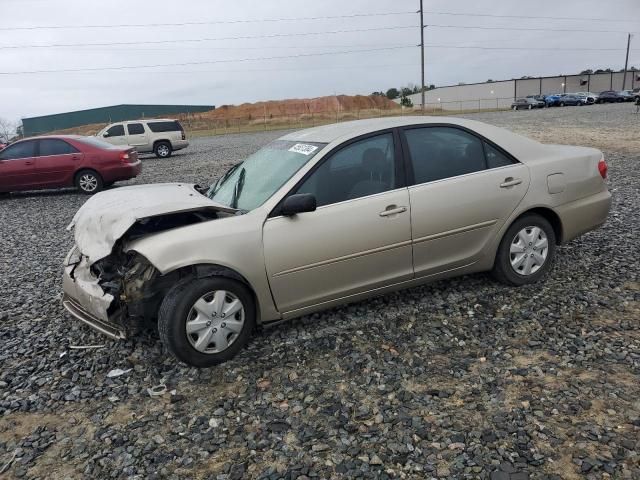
<box><xmin>281</xmin><ymin>116</ymin><xmax>526</xmax><ymax>144</ymax></box>
<box><xmin>280</xmin><ymin>116</ymin><xmax>548</xmax><ymax>163</ymax></box>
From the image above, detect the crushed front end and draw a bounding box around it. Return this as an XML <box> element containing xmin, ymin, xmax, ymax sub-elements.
<box><xmin>62</xmin><ymin>245</ymin><xmax>161</xmax><ymax>339</ymax></box>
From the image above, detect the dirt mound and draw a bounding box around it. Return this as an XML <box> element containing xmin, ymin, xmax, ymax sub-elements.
<box><xmin>203</xmin><ymin>95</ymin><xmax>399</xmax><ymax>120</ymax></box>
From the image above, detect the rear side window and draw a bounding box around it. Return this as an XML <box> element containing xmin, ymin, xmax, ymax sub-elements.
<box><xmin>127</xmin><ymin>123</ymin><xmax>145</xmax><ymax>135</ymax></box>
<box><xmin>39</xmin><ymin>139</ymin><xmax>79</xmax><ymax>156</ymax></box>
<box><xmin>405</xmin><ymin>127</ymin><xmax>486</xmax><ymax>184</ymax></box>
<box><xmin>484</xmin><ymin>142</ymin><xmax>516</xmax><ymax>169</ymax></box>
<box><xmin>106</xmin><ymin>125</ymin><xmax>125</xmax><ymax>137</ymax></box>
<box><xmin>0</xmin><ymin>140</ymin><xmax>37</xmax><ymax>160</ymax></box>
<box><xmin>147</xmin><ymin>121</ymin><xmax>183</xmax><ymax>133</ymax></box>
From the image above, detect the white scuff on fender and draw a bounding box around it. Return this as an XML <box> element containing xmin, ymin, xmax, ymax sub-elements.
<box><xmin>66</xmin><ymin>183</ymin><xmax>233</xmax><ymax>264</ymax></box>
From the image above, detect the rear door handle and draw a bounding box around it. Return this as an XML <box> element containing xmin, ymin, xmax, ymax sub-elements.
<box><xmin>500</xmin><ymin>177</ymin><xmax>522</xmax><ymax>188</ymax></box>
<box><xmin>379</xmin><ymin>205</ymin><xmax>407</xmax><ymax>217</ymax></box>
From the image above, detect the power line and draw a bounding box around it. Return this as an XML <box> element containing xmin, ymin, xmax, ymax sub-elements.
<box><xmin>429</xmin><ymin>24</ymin><xmax>638</xmax><ymax>34</ymax></box>
<box><xmin>424</xmin><ymin>44</ymin><xmax>623</xmax><ymax>52</ymax></box>
<box><xmin>0</xmin><ymin>25</ymin><xmax>418</xmax><ymax>50</ymax></box>
<box><xmin>0</xmin><ymin>45</ymin><xmax>416</xmax><ymax>75</ymax></box>
<box><xmin>0</xmin><ymin>11</ymin><xmax>417</xmax><ymax>31</ymax></box>
<box><xmin>421</xmin><ymin>10</ymin><xmax>640</xmax><ymax>23</ymax></box>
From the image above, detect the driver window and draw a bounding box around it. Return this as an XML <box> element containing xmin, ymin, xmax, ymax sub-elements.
<box><xmin>106</xmin><ymin>125</ymin><xmax>125</xmax><ymax>137</ymax></box>
<box><xmin>296</xmin><ymin>133</ymin><xmax>396</xmax><ymax>207</ymax></box>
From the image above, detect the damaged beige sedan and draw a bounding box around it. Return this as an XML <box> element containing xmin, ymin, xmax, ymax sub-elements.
<box><xmin>63</xmin><ymin>117</ymin><xmax>611</xmax><ymax>367</ymax></box>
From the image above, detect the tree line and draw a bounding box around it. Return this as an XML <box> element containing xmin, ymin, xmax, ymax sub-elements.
<box><xmin>371</xmin><ymin>84</ymin><xmax>436</xmax><ymax>107</ymax></box>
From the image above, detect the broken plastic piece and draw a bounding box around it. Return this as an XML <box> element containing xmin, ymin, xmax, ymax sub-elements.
<box><xmin>147</xmin><ymin>384</ymin><xmax>167</xmax><ymax>397</ymax></box>
<box><xmin>106</xmin><ymin>368</ymin><xmax>132</xmax><ymax>378</ymax></box>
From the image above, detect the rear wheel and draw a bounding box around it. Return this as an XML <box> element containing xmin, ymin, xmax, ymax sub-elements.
<box><xmin>75</xmin><ymin>169</ymin><xmax>103</xmax><ymax>194</ymax></box>
<box><xmin>154</xmin><ymin>141</ymin><xmax>172</xmax><ymax>158</ymax></box>
<box><xmin>527</xmin><ymin>104</ymin><xmax>532</xmax><ymax>110</ymax></box>
<box><xmin>492</xmin><ymin>214</ymin><xmax>556</xmax><ymax>286</ymax></box>
<box><xmin>158</xmin><ymin>276</ymin><xmax>256</xmax><ymax>367</ymax></box>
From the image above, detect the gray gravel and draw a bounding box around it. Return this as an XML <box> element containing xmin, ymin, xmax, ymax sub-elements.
<box><xmin>1</xmin><ymin>104</ymin><xmax>639</xmax><ymax>479</ymax></box>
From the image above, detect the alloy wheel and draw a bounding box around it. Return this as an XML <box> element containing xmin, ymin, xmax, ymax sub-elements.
<box><xmin>185</xmin><ymin>290</ymin><xmax>245</xmax><ymax>354</ymax></box>
<box><xmin>509</xmin><ymin>226</ymin><xmax>549</xmax><ymax>276</ymax></box>
<box><xmin>79</xmin><ymin>174</ymin><xmax>98</xmax><ymax>192</ymax></box>
<box><xmin>157</xmin><ymin>144</ymin><xmax>170</xmax><ymax>157</ymax></box>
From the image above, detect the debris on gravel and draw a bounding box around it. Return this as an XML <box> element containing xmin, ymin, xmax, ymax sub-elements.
<box><xmin>0</xmin><ymin>105</ymin><xmax>638</xmax><ymax>479</ymax></box>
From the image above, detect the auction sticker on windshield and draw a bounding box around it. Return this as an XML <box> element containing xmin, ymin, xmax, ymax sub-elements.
<box><xmin>288</xmin><ymin>144</ymin><xmax>319</xmax><ymax>156</ymax></box>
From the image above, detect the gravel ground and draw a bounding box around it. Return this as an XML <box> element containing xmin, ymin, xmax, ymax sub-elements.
<box><xmin>0</xmin><ymin>103</ymin><xmax>638</xmax><ymax>480</ymax></box>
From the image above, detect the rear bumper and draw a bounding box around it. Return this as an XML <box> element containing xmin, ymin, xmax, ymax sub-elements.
<box><xmin>556</xmin><ymin>189</ymin><xmax>612</xmax><ymax>243</ymax></box>
<box><xmin>62</xmin><ymin>259</ymin><xmax>126</xmax><ymax>340</ymax></box>
<box><xmin>172</xmin><ymin>140</ymin><xmax>189</xmax><ymax>151</ymax></box>
<box><xmin>102</xmin><ymin>160</ymin><xmax>142</xmax><ymax>182</ymax></box>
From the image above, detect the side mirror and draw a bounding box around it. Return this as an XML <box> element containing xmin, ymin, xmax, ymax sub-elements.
<box><xmin>103</xmin><ymin>132</ymin><xmax>110</xmax><ymax>138</ymax></box>
<box><xmin>281</xmin><ymin>194</ymin><xmax>316</xmax><ymax>216</ymax></box>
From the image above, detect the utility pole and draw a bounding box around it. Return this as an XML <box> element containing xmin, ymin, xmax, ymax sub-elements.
<box><xmin>622</xmin><ymin>33</ymin><xmax>632</xmax><ymax>90</ymax></box>
<box><xmin>419</xmin><ymin>0</ymin><xmax>425</xmax><ymax>113</ymax></box>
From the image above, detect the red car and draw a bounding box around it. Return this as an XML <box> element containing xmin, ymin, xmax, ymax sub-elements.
<box><xmin>0</xmin><ymin>135</ymin><xmax>141</xmax><ymax>194</ymax></box>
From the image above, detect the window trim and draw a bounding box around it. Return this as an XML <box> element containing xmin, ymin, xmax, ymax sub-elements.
<box><xmin>0</xmin><ymin>139</ymin><xmax>38</xmax><ymax>161</ymax></box>
<box><xmin>269</xmin><ymin>128</ymin><xmax>406</xmax><ymax>218</ymax></box>
<box><xmin>398</xmin><ymin>123</ymin><xmax>520</xmax><ymax>187</ymax></box>
<box><xmin>36</xmin><ymin>138</ymin><xmax>80</xmax><ymax>157</ymax></box>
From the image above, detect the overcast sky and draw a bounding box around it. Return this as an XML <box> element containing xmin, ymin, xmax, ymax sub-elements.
<box><xmin>1</xmin><ymin>0</ymin><xmax>638</xmax><ymax>122</ymax></box>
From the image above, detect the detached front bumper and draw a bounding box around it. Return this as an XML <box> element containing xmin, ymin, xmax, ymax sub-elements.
<box><xmin>62</xmin><ymin>253</ymin><xmax>126</xmax><ymax>340</ymax></box>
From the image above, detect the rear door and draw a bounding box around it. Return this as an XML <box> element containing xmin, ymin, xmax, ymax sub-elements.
<box><xmin>126</xmin><ymin>122</ymin><xmax>150</xmax><ymax>151</ymax></box>
<box><xmin>401</xmin><ymin>125</ymin><xmax>530</xmax><ymax>278</ymax></box>
<box><xmin>0</xmin><ymin>140</ymin><xmax>39</xmax><ymax>190</ymax></box>
<box><xmin>34</xmin><ymin>139</ymin><xmax>82</xmax><ymax>187</ymax></box>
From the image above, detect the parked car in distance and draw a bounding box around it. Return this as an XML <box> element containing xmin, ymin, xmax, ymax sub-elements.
<box><xmin>574</xmin><ymin>92</ymin><xmax>599</xmax><ymax>104</ymax></box>
<box><xmin>97</xmin><ymin>119</ymin><xmax>188</xmax><ymax>158</ymax></box>
<box><xmin>618</xmin><ymin>90</ymin><xmax>635</xmax><ymax>102</ymax></box>
<box><xmin>0</xmin><ymin>135</ymin><xmax>141</xmax><ymax>194</ymax></box>
<box><xmin>543</xmin><ymin>94</ymin><xmax>563</xmax><ymax>107</ymax></box>
<box><xmin>597</xmin><ymin>91</ymin><xmax>625</xmax><ymax>103</ymax></box>
<box><xmin>63</xmin><ymin>117</ymin><xmax>612</xmax><ymax>367</ymax></box>
<box><xmin>0</xmin><ymin>142</ymin><xmax>6</xmax><ymax>150</ymax></box>
<box><xmin>512</xmin><ymin>98</ymin><xmax>545</xmax><ymax>110</ymax></box>
<box><xmin>557</xmin><ymin>94</ymin><xmax>587</xmax><ymax>107</ymax></box>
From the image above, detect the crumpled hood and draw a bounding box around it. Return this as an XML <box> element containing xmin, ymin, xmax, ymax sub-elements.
<box><xmin>67</xmin><ymin>183</ymin><xmax>233</xmax><ymax>263</ymax></box>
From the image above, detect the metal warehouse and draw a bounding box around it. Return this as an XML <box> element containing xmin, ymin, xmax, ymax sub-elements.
<box><xmin>22</xmin><ymin>104</ymin><xmax>215</xmax><ymax>136</ymax></box>
<box><xmin>403</xmin><ymin>70</ymin><xmax>640</xmax><ymax>111</ymax></box>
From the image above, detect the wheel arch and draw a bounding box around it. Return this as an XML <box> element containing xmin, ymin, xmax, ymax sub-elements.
<box><xmin>510</xmin><ymin>206</ymin><xmax>564</xmax><ymax>245</ymax></box>
<box><xmin>153</xmin><ymin>139</ymin><xmax>171</xmax><ymax>149</ymax></box>
<box><xmin>163</xmin><ymin>262</ymin><xmax>263</xmax><ymax>324</ymax></box>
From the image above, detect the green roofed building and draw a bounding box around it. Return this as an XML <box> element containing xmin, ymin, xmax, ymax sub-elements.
<box><xmin>22</xmin><ymin>104</ymin><xmax>215</xmax><ymax>136</ymax></box>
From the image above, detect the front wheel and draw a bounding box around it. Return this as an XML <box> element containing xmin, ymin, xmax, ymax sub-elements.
<box><xmin>158</xmin><ymin>277</ymin><xmax>256</xmax><ymax>367</ymax></box>
<box><xmin>491</xmin><ymin>214</ymin><xmax>556</xmax><ymax>286</ymax></box>
<box><xmin>527</xmin><ymin>104</ymin><xmax>532</xmax><ymax>110</ymax></box>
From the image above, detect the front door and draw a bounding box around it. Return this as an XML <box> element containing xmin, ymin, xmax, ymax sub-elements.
<box><xmin>263</xmin><ymin>131</ymin><xmax>413</xmax><ymax>314</ymax></box>
<box><xmin>401</xmin><ymin>126</ymin><xmax>530</xmax><ymax>277</ymax></box>
<box><xmin>103</xmin><ymin>124</ymin><xmax>128</xmax><ymax>146</ymax></box>
<box><xmin>0</xmin><ymin>140</ymin><xmax>39</xmax><ymax>190</ymax></box>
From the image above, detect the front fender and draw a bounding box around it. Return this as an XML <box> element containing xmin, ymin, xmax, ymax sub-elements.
<box><xmin>125</xmin><ymin>214</ymin><xmax>280</xmax><ymax>323</ymax></box>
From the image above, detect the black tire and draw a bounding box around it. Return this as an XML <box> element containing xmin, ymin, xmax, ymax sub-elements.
<box><xmin>527</xmin><ymin>104</ymin><xmax>532</xmax><ymax>110</ymax></box>
<box><xmin>154</xmin><ymin>141</ymin><xmax>172</xmax><ymax>158</ymax></box>
<box><xmin>104</xmin><ymin>181</ymin><xmax>115</xmax><ymax>188</ymax></box>
<box><xmin>75</xmin><ymin>169</ymin><xmax>103</xmax><ymax>194</ymax></box>
<box><xmin>559</xmin><ymin>102</ymin><xmax>565</xmax><ymax>107</ymax></box>
<box><xmin>158</xmin><ymin>276</ymin><xmax>256</xmax><ymax>367</ymax></box>
<box><xmin>491</xmin><ymin>214</ymin><xmax>556</xmax><ymax>286</ymax></box>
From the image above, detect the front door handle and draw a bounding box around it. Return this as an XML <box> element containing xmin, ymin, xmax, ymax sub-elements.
<box><xmin>379</xmin><ymin>205</ymin><xmax>407</xmax><ymax>217</ymax></box>
<box><xmin>25</xmin><ymin>161</ymin><xmax>34</xmax><ymax>165</ymax></box>
<box><xmin>500</xmin><ymin>177</ymin><xmax>522</xmax><ymax>188</ymax></box>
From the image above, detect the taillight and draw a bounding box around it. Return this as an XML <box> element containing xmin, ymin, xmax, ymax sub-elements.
<box><xmin>181</xmin><ymin>130</ymin><xmax>186</xmax><ymax>140</ymax></box>
<box><xmin>598</xmin><ymin>158</ymin><xmax>608</xmax><ymax>179</ymax></box>
<box><xmin>119</xmin><ymin>150</ymin><xmax>136</xmax><ymax>163</ymax></box>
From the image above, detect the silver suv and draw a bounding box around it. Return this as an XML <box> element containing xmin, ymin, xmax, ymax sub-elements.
<box><xmin>97</xmin><ymin>119</ymin><xmax>188</xmax><ymax>158</ymax></box>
